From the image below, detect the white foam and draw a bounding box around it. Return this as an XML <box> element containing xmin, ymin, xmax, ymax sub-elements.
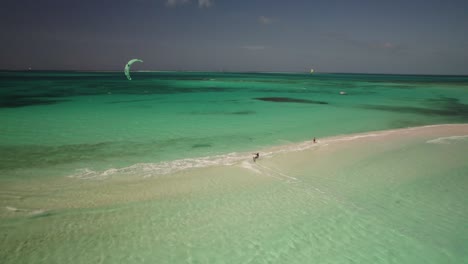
<box><xmin>255</xmin><ymin>163</ymin><xmax>298</xmax><ymax>182</ymax></box>
<box><xmin>426</xmin><ymin>135</ymin><xmax>468</xmax><ymax>144</ymax></box>
<box><xmin>325</xmin><ymin>133</ymin><xmax>384</xmax><ymax>143</ymax></box>
<box><xmin>29</xmin><ymin>209</ymin><xmax>48</xmax><ymax>216</ymax></box>
<box><xmin>239</xmin><ymin>160</ymin><xmax>296</xmax><ymax>182</ymax></box>
<box><xmin>68</xmin><ymin>143</ymin><xmax>311</xmax><ymax>180</ymax></box>
<box><xmin>239</xmin><ymin>161</ymin><xmax>262</xmax><ymax>174</ymax></box>
<box><xmin>67</xmin><ymin>133</ymin><xmax>391</xmax><ymax>180</ymax></box>
<box><xmin>68</xmin><ymin>125</ymin><xmax>467</xmax><ymax>180</ymax></box>
<box><xmin>6</xmin><ymin>206</ymin><xmax>22</xmax><ymax>212</ymax></box>
<box><xmin>69</xmin><ymin>152</ymin><xmax>252</xmax><ymax>180</ymax></box>
<box><xmin>5</xmin><ymin>206</ymin><xmax>45</xmax><ymax>215</ymax></box>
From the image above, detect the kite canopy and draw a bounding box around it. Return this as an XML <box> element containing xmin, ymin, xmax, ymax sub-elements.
<box><xmin>124</xmin><ymin>59</ymin><xmax>143</xmax><ymax>80</ymax></box>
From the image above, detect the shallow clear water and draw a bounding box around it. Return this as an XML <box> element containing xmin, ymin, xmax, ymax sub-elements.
<box><xmin>1</xmin><ymin>72</ymin><xmax>467</xmax><ymax>263</ymax></box>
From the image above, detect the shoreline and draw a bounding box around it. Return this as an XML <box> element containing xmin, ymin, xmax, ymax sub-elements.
<box><xmin>68</xmin><ymin>123</ymin><xmax>468</xmax><ymax>180</ymax></box>
<box><xmin>2</xmin><ymin>123</ymin><xmax>467</xmax><ymax>218</ymax></box>
<box><xmin>2</xmin><ymin>123</ymin><xmax>467</xmax><ymax>263</ymax></box>
<box><xmin>62</xmin><ymin>124</ymin><xmax>468</xmax><ymax>179</ymax></box>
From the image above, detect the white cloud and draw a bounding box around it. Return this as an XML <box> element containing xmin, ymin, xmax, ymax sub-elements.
<box><xmin>259</xmin><ymin>16</ymin><xmax>272</xmax><ymax>25</ymax></box>
<box><xmin>198</xmin><ymin>0</ymin><xmax>213</xmax><ymax>8</ymax></box>
<box><xmin>166</xmin><ymin>0</ymin><xmax>190</xmax><ymax>7</ymax></box>
<box><xmin>166</xmin><ymin>0</ymin><xmax>213</xmax><ymax>8</ymax></box>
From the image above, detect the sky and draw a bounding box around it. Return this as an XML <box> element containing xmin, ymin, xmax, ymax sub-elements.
<box><xmin>1</xmin><ymin>0</ymin><xmax>467</xmax><ymax>74</ymax></box>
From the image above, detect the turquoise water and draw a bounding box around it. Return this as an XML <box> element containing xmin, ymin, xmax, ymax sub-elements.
<box><xmin>1</xmin><ymin>72</ymin><xmax>468</xmax><ymax>263</ymax></box>
<box><xmin>1</xmin><ymin>72</ymin><xmax>467</xmax><ymax>178</ymax></box>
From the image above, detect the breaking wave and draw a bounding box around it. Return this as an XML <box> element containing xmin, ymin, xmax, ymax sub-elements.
<box><xmin>426</xmin><ymin>135</ymin><xmax>468</xmax><ymax>144</ymax></box>
<box><xmin>68</xmin><ymin>130</ymin><xmax>395</xmax><ymax>180</ymax></box>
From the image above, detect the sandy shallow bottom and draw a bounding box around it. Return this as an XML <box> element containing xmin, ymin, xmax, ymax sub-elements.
<box><xmin>1</xmin><ymin>124</ymin><xmax>468</xmax><ymax>263</ymax></box>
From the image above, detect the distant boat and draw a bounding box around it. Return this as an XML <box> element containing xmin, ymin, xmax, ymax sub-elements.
<box><xmin>340</xmin><ymin>91</ymin><xmax>347</xmax><ymax>95</ymax></box>
<box><xmin>310</xmin><ymin>69</ymin><xmax>314</xmax><ymax>74</ymax></box>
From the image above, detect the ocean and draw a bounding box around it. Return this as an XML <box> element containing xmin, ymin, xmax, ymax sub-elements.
<box><xmin>1</xmin><ymin>71</ymin><xmax>467</xmax><ymax>263</ymax></box>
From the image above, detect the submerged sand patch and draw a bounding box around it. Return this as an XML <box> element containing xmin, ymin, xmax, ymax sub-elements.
<box><xmin>2</xmin><ymin>124</ymin><xmax>467</xmax><ymax>215</ymax></box>
<box><xmin>1</xmin><ymin>124</ymin><xmax>467</xmax><ymax>263</ymax></box>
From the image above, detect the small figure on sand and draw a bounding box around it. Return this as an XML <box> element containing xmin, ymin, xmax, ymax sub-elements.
<box><xmin>313</xmin><ymin>137</ymin><xmax>317</xmax><ymax>143</ymax></box>
<box><xmin>253</xmin><ymin>153</ymin><xmax>260</xmax><ymax>162</ymax></box>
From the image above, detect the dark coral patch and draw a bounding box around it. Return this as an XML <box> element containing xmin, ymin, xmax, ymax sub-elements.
<box><xmin>230</xmin><ymin>110</ymin><xmax>256</xmax><ymax>115</ymax></box>
<box><xmin>361</xmin><ymin>97</ymin><xmax>468</xmax><ymax>120</ymax></box>
<box><xmin>192</xmin><ymin>143</ymin><xmax>212</xmax><ymax>149</ymax></box>
<box><xmin>254</xmin><ymin>97</ymin><xmax>328</xmax><ymax>105</ymax></box>
<box><xmin>0</xmin><ymin>95</ymin><xmax>67</xmax><ymax>108</ymax></box>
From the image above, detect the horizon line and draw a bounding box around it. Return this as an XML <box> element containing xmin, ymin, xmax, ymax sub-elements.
<box><xmin>0</xmin><ymin>69</ymin><xmax>467</xmax><ymax>77</ymax></box>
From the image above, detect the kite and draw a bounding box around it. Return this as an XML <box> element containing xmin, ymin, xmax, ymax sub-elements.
<box><xmin>124</xmin><ymin>59</ymin><xmax>143</xmax><ymax>80</ymax></box>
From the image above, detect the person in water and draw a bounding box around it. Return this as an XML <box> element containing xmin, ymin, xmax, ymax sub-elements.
<box><xmin>253</xmin><ymin>153</ymin><xmax>260</xmax><ymax>162</ymax></box>
<box><xmin>313</xmin><ymin>137</ymin><xmax>317</xmax><ymax>143</ymax></box>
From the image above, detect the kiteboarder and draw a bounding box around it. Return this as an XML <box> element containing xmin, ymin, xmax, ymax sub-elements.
<box><xmin>253</xmin><ymin>153</ymin><xmax>260</xmax><ymax>162</ymax></box>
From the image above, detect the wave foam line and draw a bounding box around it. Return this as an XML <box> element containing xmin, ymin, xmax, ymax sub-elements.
<box><xmin>255</xmin><ymin>163</ymin><xmax>299</xmax><ymax>182</ymax></box>
<box><xmin>5</xmin><ymin>206</ymin><xmax>48</xmax><ymax>216</ymax></box>
<box><xmin>6</xmin><ymin>206</ymin><xmax>25</xmax><ymax>212</ymax></box>
<box><xmin>69</xmin><ymin>152</ymin><xmax>252</xmax><ymax>179</ymax></box>
<box><xmin>69</xmin><ymin>124</ymin><xmax>467</xmax><ymax>180</ymax></box>
<box><xmin>64</xmin><ymin>134</ymin><xmax>393</xmax><ymax>180</ymax></box>
<box><xmin>426</xmin><ymin>135</ymin><xmax>468</xmax><ymax>144</ymax></box>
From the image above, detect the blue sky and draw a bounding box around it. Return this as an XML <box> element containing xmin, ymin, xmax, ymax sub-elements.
<box><xmin>1</xmin><ymin>0</ymin><xmax>467</xmax><ymax>74</ymax></box>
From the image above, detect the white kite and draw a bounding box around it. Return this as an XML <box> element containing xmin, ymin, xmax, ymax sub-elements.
<box><xmin>124</xmin><ymin>59</ymin><xmax>143</xmax><ymax>80</ymax></box>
